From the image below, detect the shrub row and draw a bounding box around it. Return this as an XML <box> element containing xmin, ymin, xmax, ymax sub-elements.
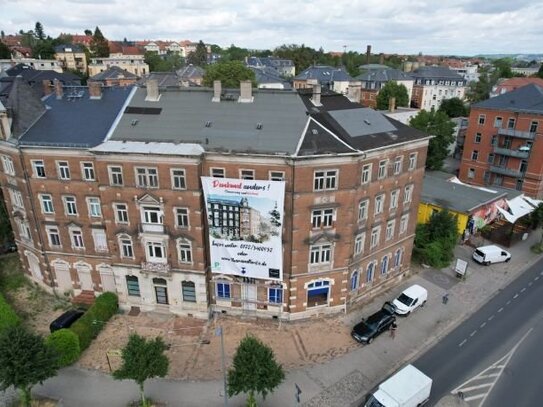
<box><xmin>70</xmin><ymin>292</ymin><xmax>119</xmax><ymax>351</ymax></box>
<box><xmin>46</xmin><ymin>329</ymin><xmax>80</xmax><ymax>367</ymax></box>
<box><xmin>0</xmin><ymin>292</ymin><xmax>20</xmax><ymax>333</ymax></box>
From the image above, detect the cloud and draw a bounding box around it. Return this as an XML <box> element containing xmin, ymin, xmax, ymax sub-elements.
<box><xmin>1</xmin><ymin>0</ymin><xmax>543</xmax><ymax>55</ymax></box>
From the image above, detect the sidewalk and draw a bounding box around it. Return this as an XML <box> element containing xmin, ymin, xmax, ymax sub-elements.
<box><xmin>7</xmin><ymin>232</ymin><xmax>541</xmax><ymax>407</ymax></box>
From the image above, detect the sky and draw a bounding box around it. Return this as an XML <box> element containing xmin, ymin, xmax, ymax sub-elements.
<box><xmin>2</xmin><ymin>0</ymin><xmax>542</xmax><ymax>56</ymax></box>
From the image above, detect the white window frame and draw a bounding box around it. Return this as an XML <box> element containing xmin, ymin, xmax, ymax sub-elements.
<box><xmin>31</xmin><ymin>160</ymin><xmax>46</xmax><ymax>178</ymax></box>
<box><xmin>211</xmin><ymin>167</ymin><xmax>225</xmax><ymax>178</ymax></box>
<box><xmin>361</xmin><ymin>164</ymin><xmax>372</xmax><ymax>184</ymax></box>
<box><xmin>146</xmin><ymin>241</ymin><xmax>166</xmax><ymax>262</ymax></box>
<box><xmin>108</xmin><ymin>166</ymin><xmax>124</xmax><ymax>186</ymax></box>
<box><xmin>177</xmin><ymin>240</ymin><xmax>193</xmax><ymax>264</ymax></box>
<box><xmin>171</xmin><ymin>168</ymin><xmax>186</xmax><ymax>190</ymax></box>
<box><xmin>40</xmin><ymin>194</ymin><xmax>54</xmax><ymax>214</ymax></box>
<box><xmin>358</xmin><ymin>199</ymin><xmax>369</xmax><ymax>221</ymax></box>
<box><xmin>269</xmin><ymin>171</ymin><xmax>285</xmax><ymax>181</ymax></box>
<box><xmin>390</xmin><ymin>189</ymin><xmax>399</xmax><ymax>210</ymax></box>
<box><xmin>10</xmin><ymin>190</ymin><xmax>24</xmax><ymax>209</ymax></box>
<box><xmin>135</xmin><ymin>167</ymin><xmax>159</xmax><ymax>188</ymax></box>
<box><xmin>309</xmin><ymin>244</ymin><xmax>332</xmax><ymax>264</ymax></box>
<box><xmin>375</xmin><ymin>194</ymin><xmax>385</xmax><ymax>215</ymax></box>
<box><xmin>314</xmin><ymin>170</ymin><xmax>338</xmax><ymax>191</ymax></box>
<box><xmin>240</xmin><ymin>169</ymin><xmax>255</xmax><ymax>180</ymax></box>
<box><xmin>87</xmin><ymin>197</ymin><xmax>102</xmax><ymax>217</ymax></box>
<box><xmin>311</xmin><ymin>208</ymin><xmax>335</xmax><ymax>229</ymax></box>
<box><xmin>393</xmin><ymin>156</ymin><xmax>403</xmax><ymax>175</ymax></box>
<box><xmin>114</xmin><ymin>203</ymin><xmax>129</xmax><ymax>224</ymax></box>
<box><xmin>70</xmin><ymin>228</ymin><xmax>84</xmax><ymax>249</ymax></box>
<box><xmin>370</xmin><ymin>226</ymin><xmax>381</xmax><ymax>249</ymax></box>
<box><xmin>1</xmin><ymin>156</ymin><xmax>15</xmax><ymax>176</ymax></box>
<box><xmin>63</xmin><ymin>196</ymin><xmax>77</xmax><ymax>216</ymax></box>
<box><xmin>386</xmin><ymin>220</ymin><xmax>395</xmax><ymax>241</ymax></box>
<box><xmin>92</xmin><ymin>229</ymin><xmax>108</xmax><ymax>252</ymax></box>
<box><xmin>142</xmin><ymin>206</ymin><xmax>163</xmax><ymax>224</ymax></box>
<box><xmin>400</xmin><ymin>214</ymin><xmax>409</xmax><ymax>234</ymax></box>
<box><xmin>408</xmin><ymin>153</ymin><xmax>417</xmax><ymax>171</ymax></box>
<box><xmin>404</xmin><ymin>185</ymin><xmax>414</xmax><ymax>204</ymax></box>
<box><xmin>57</xmin><ymin>161</ymin><xmax>70</xmax><ymax>180</ymax></box>
<box><xmin>175</xmin><ymin>207</ymin><xmax>190</xmax><ymax>228</ymax></box>
<box><xmin>46</xmin><ymin>225</ymin><xmax>61</xmax><ymax>247</ymax></box>
<box><xmin>478</xmin><ymin>114</ymin><xmax>486</xmax><ymax>125</ymax></box>
<box><xmin>378</xmin><ymin>160</ymin><xmax>388</xmax><ymax>179</ymax></box>
<box><xmin>81</xmin><ymin>162</ymin><xmax>95</xmax><ymax>181</ymax></box>
<box><xmin>119</xmin><ymin>236</ymin><xmax>134</xmax><ymax>258</ymax></box>
<box><xmin>354</xmin><ymin>233</ymin><xmax>365</xmax><ymax>255</ymax></box>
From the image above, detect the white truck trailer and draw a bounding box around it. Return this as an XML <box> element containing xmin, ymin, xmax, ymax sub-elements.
<box><xmin>364</xmin><ymin>364</ymin><xmax>432</xmax><ymax>407</ymax></box>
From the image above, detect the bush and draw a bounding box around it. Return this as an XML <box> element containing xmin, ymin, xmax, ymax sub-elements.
<box><xmin>46</xmin><ymin>328</ymin><xmax>80</xmax><ymax>367</ymax></box>
<box><xmin>69</xmin><ymin>292</ymin><xmax>118</xmax><ymax>351</ymax></box>
<box><xmin>0</xmin><ymin>292</ymin><xmax>20</xmax><ymax>333</ymax></box>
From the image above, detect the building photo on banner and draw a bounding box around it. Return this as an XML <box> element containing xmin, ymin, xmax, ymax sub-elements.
<box><xmin>201</xmin><ymin>177</ymin><xmax>285</xmax><ymax>281</ymax></box>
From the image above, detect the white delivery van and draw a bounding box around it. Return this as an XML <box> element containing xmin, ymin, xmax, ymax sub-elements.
<box><xmin>392</xmin><ymin>285</ymin><xmax>428</xmax><ymax>316</ymax></box>
<box><xmin>365</xmin><ymin>364</ymin><xmax>432</xmax><ymax>407</ymax></box>
<box><xmin>472</xmin><ymin>245</ymin><xmax>511</xmax><ymax>265</ymax></box>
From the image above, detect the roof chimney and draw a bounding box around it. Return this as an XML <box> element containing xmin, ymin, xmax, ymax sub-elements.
<box><xmin>145</xmin><ymin>79</ymin><xmax>160</xmax><ymax>102</ymax></box>
<box><xmin>238</xmin><ymin>80</ymin><xmax>253</xmax><ymax>103</ymax></box>
<box><xmin>88</xmin><ymin>81</ymin><xmax>102</xmax><ymax>100</ymax></box>
<box><xmin>347</xmin><ymin>81</ymin><xmax>362</xmax><ymax>103</ymax></box>
<box><xmin>42</xmin><ymin>80</ymin><xmax>52</xmax><ymax>96</ymax></box>
<box><xmin>389</xmin><ymin>97</ymin><xmax>396</xmax><ymax>113</ymax></box>
<box><xmin>0</xmin><ymin>104</ymin><xmax>10</xmax><ymax>140</ymax></box>
<box><xmin>366</xmin><ymin>45</ymin><xmax>372</xmax><ymax>65</ymax></box>
<box><xmin>379</xmin><ymin>53</ymin><xmax>384</xmax><ymax>65</ymax></box>
<box><xmin>54</xmin><ymin>79</ymin><xmax>63</xmax><ymax>100</ymax></box>
<box><xmin>311</xmin><ymin>84</ymin><xmax>322</xmax><ymax>106</ymax></box>
<box><xmin>212</xmin><ymin>80</ymin><xmax>221</xmax><ymax>102</ymax></box>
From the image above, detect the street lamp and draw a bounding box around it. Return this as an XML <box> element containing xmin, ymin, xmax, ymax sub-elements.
<box><xmin>215</xmin><ymin>326</ymin><xmax>228</xmax><ymax>407</ymax></box>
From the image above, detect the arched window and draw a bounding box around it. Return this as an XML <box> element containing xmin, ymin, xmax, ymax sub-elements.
<box><xmin>366</xmin><ymin>262</ymin><xmax>374</xmax><ymax>283</ymax></box>
<box><xmin>350</xmin><ymin>270</ymin><xmax>359</xmax><ymax>291</ymax></box>
<box><xmin>394</xmin><ymin>248</ymin><xmax>403</xmax><ymax>267</ymax></box>
<box><xmin>125</xmin><ymin>275</ymin><xmax>140</xmax><ymax>297</ymax></box>
<box><xmin>153</xmin><ymin>278</ymin><xmax>168</xmax><ymax>304</ymax></box>
<box><xmin>307</xmin><ymin>280</ymin><xmax>330</xmax><ymax>307</ymax></box>
<box><xmin>381</xmin><ymin>256</ymin><xmax>389</xmax><ymax>275</ymax></box>
<box><xmin>181</xmin><ymin>281</ymin><xmax>196</xmax><ymax>303</ymax></box>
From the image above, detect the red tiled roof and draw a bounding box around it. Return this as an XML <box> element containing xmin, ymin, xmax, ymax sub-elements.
<box><xmin>494</xmin><ymin>77</ymin><xmax>543</xmax><ymax>94</ymax></box>
<box><xmin>1</xmin><ymin>35</ymin><xmax>23</xmax><ymax>46</ymax></box>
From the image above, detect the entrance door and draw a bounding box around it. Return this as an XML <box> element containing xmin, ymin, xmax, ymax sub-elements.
<box><xmin>242</xmin><ymin>284</ymin><xmax>257</xmax><ymax>311</ymax></box>
<box><xmin>54</xmin><ymin>263</ymin><xmax>72</xmax><ymax>292</ymax></box>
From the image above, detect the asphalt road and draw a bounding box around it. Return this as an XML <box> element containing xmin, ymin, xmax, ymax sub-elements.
<box><xmin>413</xmin><ymin>256</ymin><xmax>543</xmax><ymax>406</ymax></box>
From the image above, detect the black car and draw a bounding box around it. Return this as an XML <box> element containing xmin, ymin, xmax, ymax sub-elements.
<box><xmin>49</xmin><ymin>309</ymin><xmax>85</xmax><ymax>333</ymax></box>
<box><xmin>351</xmin><ymin>302</ymin><xmax>396</xmax><ymax>344</ymax></box>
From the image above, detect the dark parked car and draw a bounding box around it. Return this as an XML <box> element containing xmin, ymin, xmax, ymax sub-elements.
<box><xmin>351</xmin><ymin>302</ymin><xmax>396</xmax><ymax>344</ymax></box>
<box><xmin>0</xmin><ymin>242</ymin><xmax>17</xmax><ymax>255</ymax></box>
<box><xmin>49</xmin><ymin>309</ymin><xmax>85</xmax><ymax>333</ymax></box>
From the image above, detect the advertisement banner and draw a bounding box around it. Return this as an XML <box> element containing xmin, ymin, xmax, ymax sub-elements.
<box><xmin>201</xmin><ymin>176</ymin><xmax>285</xmax><ymax>281</ymax></box>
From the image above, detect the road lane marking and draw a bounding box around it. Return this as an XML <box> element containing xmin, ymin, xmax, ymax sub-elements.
<box><xmin>497</xmin><ymin>307</ymin><xmax>503</xmax><ymax>313</ymax></box>
<box><xmin>536</xmin><ymin>276</ymin><xmax>540</xmax><ymax>281</ymax></box>
<box><xmin>529</xmin><ymin>282</ymin><xmax>533</xmax><ymax>286</ymax></box>
<box><xmin>470</xmin><ymin>330</ymin><xmax>477</xmax><ymax>337</ymax></box>
<box><xmin>513</xmin><ymin>294</ymin><xmax>518</xmax><ymax>299</ymax></box>
<box><xmin>488</xmin><ymin>315</ymin><xmax>494</xmax><ymax>321</ymax></box>
<box><xmin>521</xmin><ymin>287</ymin><xmax>526</xmax><ymax>293</ymax></box>
<box><xmin>459</xmin><ymin>339</ymin><xmax>467</xmax><ymax>347</ymax></box>
<box><xmin>506</xmin><ymin>300</ymin><xmax>511</xmax><ymax>304</ymax></box>
<box><xmin>480</xmin><ymin>322</ymin><xmax>486</xmax><ymax>328</ymax></box>
<box><xmin>465</xmin><ymin>394</ymin><xmax>485</xmax><ymax>401</ymax></box>
<box><xmin>477</xmin><ymin>374</ymin><xmax>499</xmax><ymax>379</ymax></box>
<box><xmin>461</xmin><ymin>383</ymin><xmax>493</xmax><ymax>392</ymax></box>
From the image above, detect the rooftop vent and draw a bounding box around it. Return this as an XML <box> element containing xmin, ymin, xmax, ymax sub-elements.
<box><xmin>205</xmin><ymin>121</ymin><xmax>212</xmax><ymax>128</ymax></box>
<box><xmin>131</xmin><ymin>119</ymin><xmax>139</xmax><ymax>126</ymax></box>
<box><xmin>312</xmin><ymin>129</ymin><xmax>319</xmax><ymax>135</ymax></box>
<box><xmin>256</xmin><ymin>123</ymin><xmax>263</xmax><ymax>130</ymax></box>
<box><xmin>363</xmin><ymin>119</ymin><xmax>371</xmax><ymax>125</ymax></box>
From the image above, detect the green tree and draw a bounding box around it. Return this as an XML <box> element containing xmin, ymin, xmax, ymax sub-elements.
<box><xmin>410</xmin><ymin>109</ymin><xmax>455</xmax><ymax>170</ymax></box>
<box><xmin>0</xmin><ymin>326</ymin><xmax>59</xmax><ymax>407</ymax></box>
<box><xmin>186</xmin><ymin>40</ymin><xmax>208</xmax><ymax>67</ymax></box>
<box><xmin>0</xmin><ymin>41</ymin><xmax>10</xmax><ymax>60</ymax></box>
<box><xmin>221</xmin><ymin>44</ymin><xmax>250</xmax><ymax>62</ymax></box>
<box><xmin>228</xmin><ymin>335</ymin><xmax>285</xmax><ymax>404</ymax></box>
<box><xmin>90</xmin><ymin>26</ymin><xmax>109</xmax><ymax>57</ymax></box>
<box><xmin>32</xmin><ymin>39</ymin><xmax>55</xmax><ymax>59</ymax></box>
<box><xmin>438</xmin><ymin>97</ymin><xmax>468</xmax><ymax>118</ymax></box>
<box><xmin>84</xmin><ymin>29</ymin><xmax>93</xmax><ymax>36</ymax></box>
<box><xmin>537</xmin><ymin>64</ymin><xmax>543</xmax><ymax>79</ymax></box>
<box><xmin>0</xmin><ymin>192</ymin><xmax>13</xmax><ymax>244</ymax></box>
<box><xmin>34</xmin><ymin>22</ymin><xmax>45</xmax><ymax>40</ymax></box>
<box><xmin>203</xmin><ymin>60</ymin><xmax>255</xmax><ymax>88</ymax></box>
<box><xmin>113</xmin><ymin>334</ymin><xmax>169</xmax><ymax>407</ymax></box>
<box><xmin>376</xmin><ymin>81</ymin><xmax>409</xmax><ymax>110</ymax></box>
<box><xmin>493</xmin><ymin>58</ymin><xmax>514</xmax><ymax>78</ymax></box>
<box><xmin>414</xmin><ymin>209</ymin><xmax>458</xmax><ymax>268</ymax></box>
<box><xmin>46</xmin><ymin>329</ymin><xmax>80</xmax><ymax>367</ymax></box>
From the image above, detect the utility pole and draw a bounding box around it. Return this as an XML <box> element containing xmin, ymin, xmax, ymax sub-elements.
<box><xmin>216</xmin><ymin>326</ymin><xmax>228</xmax><ymax>406</ymax></box>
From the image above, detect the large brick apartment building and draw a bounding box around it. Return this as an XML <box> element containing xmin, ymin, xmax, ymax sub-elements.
<box><xmin>459</xmin><ymin>84</ymin><xmax>543</xmax><ymax>198</ymax></box>
<box><xmin>0</xmin><ymin>78</ymin><xmax>429</xmax><ymax>320</ymax></box>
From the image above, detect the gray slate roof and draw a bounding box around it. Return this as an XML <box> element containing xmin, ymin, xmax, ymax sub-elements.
<box><xmin>421</xmin><ymin>172</ymin><xmax>508</xmax><ymax>213</ymax></box>
<box><xmin>474</xmin><ymin>84</ymin><xmax>543</xmax><ymax>114</ymax></box>
<box><xmin>176</xmin><ymin>65</ymin><xmax>205</xmax><ymax>80</ymax></box>
<box><xmin>411</xmin><ymin>66</ymin><xmax>464</xmax><ymax>81</ymax></box>
<box><xmin>19</xmin><ymin>86</ymin><xmax>133</xmax><ymax>148</ymax></box>
<box><xmin>4</xmin><ymin>76</ymin><xmax>46</xmax><ymax>138</ymax></box>
<box><xmin>54</xmin><ymin>44</ymin><xmax>84</xmax><ymax>53</ymax></box>
<box><xmin>249</xmin><ymin>66</ymin><xmax>292</xmax><ymax>89</ymax></box>
<box><xmin>356</xmin><ymin>68</ymin><xmax>414</xmax><ymax>83</ymax></box>
<box><xmin>294</xmin><ymin>66</ymin><xmax>353</xmax><ymax>82</ymax></box>
<box><xmin>90</xmin><ymin>66</ymin><xmax>138</xmax><ymax>81</ymax></box>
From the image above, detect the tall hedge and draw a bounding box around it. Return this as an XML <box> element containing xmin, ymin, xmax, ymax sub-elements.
<box><xmin>46</xmin><ymin>328</ymin><xmax>80</xmax><ymax>367</ymax></box>
<box><xmin>0</xmin><ymin>293</ymin><xmax>20</xmax><ymax>333</ymax></box>
<box><xmin>70</xmin><ymin>292</ymin><xmax>118</xmax><ymax>351</ymax></box>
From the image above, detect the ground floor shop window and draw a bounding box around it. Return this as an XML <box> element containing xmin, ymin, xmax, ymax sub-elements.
<box><xmin>307</xmin><ymin>280</ymin><xmax>330</xmax><ymax>307</ymax></box>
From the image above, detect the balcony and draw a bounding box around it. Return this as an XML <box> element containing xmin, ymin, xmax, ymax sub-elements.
<box><xmin>141</xmin><ymin>261</ymin><xmax>171</xmax><ymax>275</ymax></box>
<box><xmin>140</xmin><ymin>223</ymin><xmax>165</xmax><ymax>233</ymax></box>
<box><xmin>489</xmin><ymin>165</ymin><xmax>523</xmax><ymax>178</ymax></box>
<box><xmin>493</xmin><ymin>146</ymin><xmax>530</xmax><ymax>159</ymax></box>
<box><xmin>497</xmin><ymin>128</ymin><xmax>536</xmax><ymax>140</ymax></box>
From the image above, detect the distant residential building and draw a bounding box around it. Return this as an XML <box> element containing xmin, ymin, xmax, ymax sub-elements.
<box><xmin>383</xmin><ymin>107</ymin><xmax>420</xmax><ymax>126</ymax></box>
<box><xmin>293</xmin><ymin>65</ymin><xmax>353</xmax><ymax>94</ymax></box>
<box><xmin>511</xmin><ymin>65</ymin><xmax>540</xmax><ymax>76</ymax></box>
<box><xmin>8</xmin><ymin>46</ymin><xmax>32</xmax><ymax>59</ymax></box>
<box><xmin>54</xmin><ymin>44</ymin><xmax>88</xmax><ymax>74</ymax></box>
<box><xmin>176</xmin><ymin>65</ymin><xmax>205</xmax><ymax>86</ymax></box>
<box><xmin>180</xmin><ymin>40</ymin><xmax>211</xmax><ymax>58</ymax></box>
<box><xmin>410</xmin><ymin>66</ymin><xmax>466</xmax><ymax>110</ymax></box>
<box><xmin>449</xmin><ymin>64</ymin><xmax>479</xmax><ymax>83</ymax></box>
<box><xmin>248</xmin><ymin>66</ymin><xmax>291</xmax><ymax>90</ymax></box>
<box><xmin>62</xmin><ymin>33</ymin><xmax>93</xmax><ymax>48</ymax></box>
<box><xmin>458</xmin><ymin>84</ymin><xmax>543</xmax><ymax>198</ymax></box>
<box><xmin>355</xmin><ymin>67</ymin><xmax>414</xmax><ymax>108</ymax></box>
<box><xmin>246</xmin><ymin>57</ymin><xmax>295</xmax><ymax>77</ymax></box>
<box><xmin>89</xmin><ymin>66</ymin><xmax>138</xmax><ymax>87</ymax></box>
<box><xmin>88</xmin><ymin>46</ymin><xmax>149</xmax><ymax>77</ymax></box>
<box><xmin>1</xmin><ymin>58</ymin><xmax>63</xmax><ymax>73</ymax></box>
<box><xmin>139</xmin><ymin>41</ymin><xmax>184</xmax><ymax>56</ymax></box>
<box><xmin>491</xmin><ymin>77</ymin><xmax>543</xmax><ymax>98</ymax></box>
